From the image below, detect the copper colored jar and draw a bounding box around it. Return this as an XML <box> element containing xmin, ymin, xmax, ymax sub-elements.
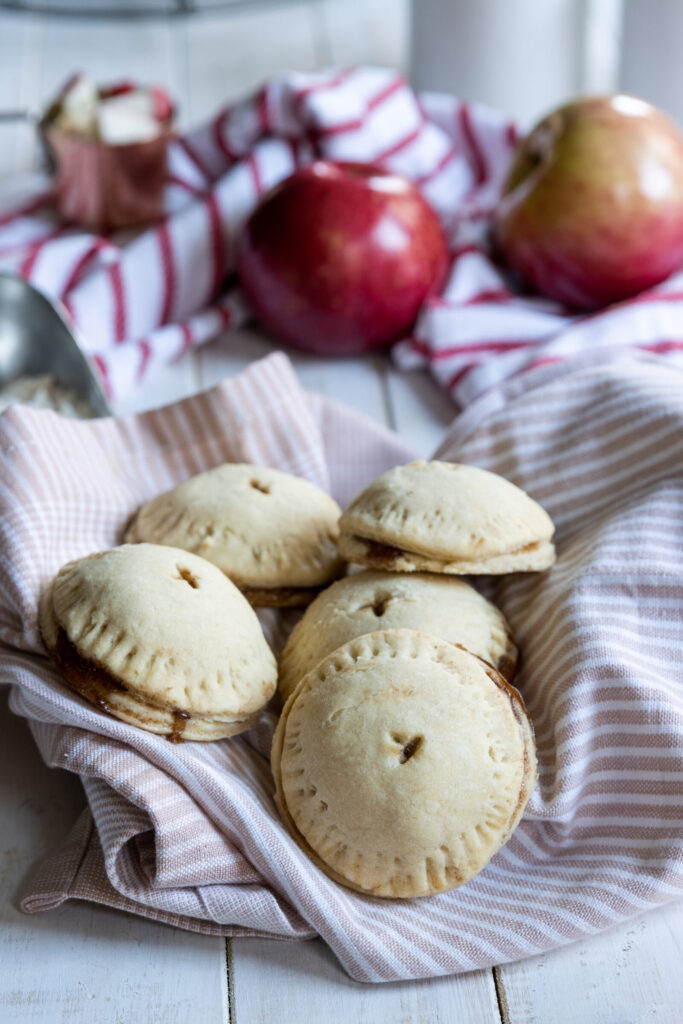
<box><xmin>42</xmin><ymin>98</ymin><xmax>173</xmax><ymax>232</ymax></box>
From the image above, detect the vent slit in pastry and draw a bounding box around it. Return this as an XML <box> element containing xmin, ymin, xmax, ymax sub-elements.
<box><xmin>337</xmin><ymin>461</ymin><xmax>555</xmax><ymax>575</ymax></box>
<box><xmin>272</xmin><ymin>629</ymin><xmax>536</xmax><ymax>899</ymax></box>
<box><xmin>125</xmin><ymin>463</ymin><xmax>345</xmax><ymax>608</ymax></box>
<box><xmin>278</xmin><ymin>571</ymin><xmax>518</xmax><ymax>705</ymax></box>
<box><xmin>176</xmin><ymin>566</ymin><xmax>199</xmax><ymax>589</ymax></box>
<box><xmin>40</xmin><ymin>543</ymin><xmax>277</xmax><ymax>742</ymax></box>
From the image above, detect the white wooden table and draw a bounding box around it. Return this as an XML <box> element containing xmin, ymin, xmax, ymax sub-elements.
<box><xmin>0</xmin><ymin>5</ymin><xmax>681</xmax><ymax>1020</ymax></box>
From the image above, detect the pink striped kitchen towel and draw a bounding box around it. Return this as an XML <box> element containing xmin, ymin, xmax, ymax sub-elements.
<box><xmin>3</xmin><ymin>66</ymin><xmax>683</xmax><ymax>403</ymax></box>
<box><xmin>2</xmin><ymin>350</ymin><xmax>682</xmax><ymax>982</ymax></box>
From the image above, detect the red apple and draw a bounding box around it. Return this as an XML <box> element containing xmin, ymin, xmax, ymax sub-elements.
<box><xmin>495</xmin><ymin>95</ymin><xmax>683</xmax><ymax>309</ymax></box>
<box><xmin>236</xmin><ymin>161</ymin><xmax>448</xmax><ymax>355</ymax></box>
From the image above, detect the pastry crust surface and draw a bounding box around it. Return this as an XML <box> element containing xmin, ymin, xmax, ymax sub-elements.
<box><xmin>40</xmin><ymin>543</ymin><xmax>277</xmax><ymax>740</ymax></box>
<box><xmin>272</xmin><ymin>629</ymin><xmax>536</xmax><ymax>898</ymax></box>
<box><xmin>126</xmin><ymin>463</ymin><xmax>346</xmax><ymax>592</ymax></box>
<box><xmin>278</xmin><ymin>570</ymin><xmax>517</xmax><ymax>703</ymax></box>
<box><xmin>338</xmin><ymin>461</ymin><xmax>555</xmax><ymax>574</ymax></box>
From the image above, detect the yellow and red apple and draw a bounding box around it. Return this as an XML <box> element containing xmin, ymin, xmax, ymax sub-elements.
<box><xmin>495</xmin><ymin>95</ymin><xmax>683</xmax><ymax>309</ymax></box>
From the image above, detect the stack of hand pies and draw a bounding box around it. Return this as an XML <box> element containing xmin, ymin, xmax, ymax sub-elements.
<box><xmin>40</xmin><ymin>458</ymin><xmax>555</xmax><ymax>900</ymax></box>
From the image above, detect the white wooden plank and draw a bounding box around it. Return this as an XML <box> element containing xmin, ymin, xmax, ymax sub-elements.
<box><xmin>165</xmin><ymin>9</ymin><xmax>191</xmax><ymax>132</ymax></box>
<box><xmin>36</xmin><ymin>14</ymin><xmax>177</xmax><ymax>101</ymax></box>
<box><xmin>496</xmin><ymin>901</ymin><xmax>683</xmax><ymax>1024</ymax></box>
<box><xmin>318</xmin><ymin>0</ymin><xmax>409</xmax><ymax>71</ymax></box>
<box><xmin>384</xmin><ymin>363</ymin><xmax>455</xmax><ymax>457</ymax></box>
<box><xmin>113</xmin><ymin>353</ymin><xmax>202</xmax><ymax>415</ymax></box>
<box><xmin>289</xmin><ymin>349</ymin><xmax>388</xmax><ymax>421</ymax></box>
<box><xmin>0</xmin><ymin>11</ymin><xmax>43</xmax><ymax>177</ymax></box>
<box><xmin>0</xmin><ymin>690</ymin><xmax>227</xmax><ymax>1024</ymax></box>
<box><xmin>231</xmin><ymin>935</ymin><xmax>501</xmax><ymax>1024</ymax></box>
<box><xmin>197</xmin><ymin>326</ymin><xmax>276</xmax><ymax>389</ymax></box>
<box><xmin>184</xmin><ymin>3</ymin><xmax>319</xmax><ymax>122</ymax></box>
<box><xmin>197</xmin><ymin>327</ymin><xmax>388</xmax><ymax>423</ymax></box>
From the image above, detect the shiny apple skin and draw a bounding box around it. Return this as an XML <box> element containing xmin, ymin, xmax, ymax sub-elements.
<box><xmin>495</xmin><ymin>95</ymin><xmax>683</xmax><ymax>309</ymax></box>
<box><xmin>236</xmin><ymin>162</ymin><xmax>449</xmax><ymax>355</ymax></box>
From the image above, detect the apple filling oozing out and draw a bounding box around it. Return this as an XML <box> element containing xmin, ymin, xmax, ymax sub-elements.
<box><xmin>240</xmin><ymin>584</ymin><xmax>328</xmax><ymax>608</ymax></box>
<box><xmin>354</xmin><ymin>536</ymin><xmax>547</xmax><ymax>566</ymax></box>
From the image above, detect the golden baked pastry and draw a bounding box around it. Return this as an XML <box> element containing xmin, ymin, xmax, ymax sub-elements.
<box><xmin>125</xmin><ymin>463</ymin><xmax>346</xmax><ymax>607</ymax></box>
<box><xmin>272</xmin><ymin>629</ymin><xmax>536</xmax><ymax>898</ymax></box>
<box><xmin>337</xmin><ymin>460</ymin><xmax>555</xmax><ymax>574</ymax></box>
<box><xmin>40</xmin><ymin>543</ymin><xmax>277</xmax><ymax>741</ymax></box>
<box><xmin>278</xmin><ymin>570</ymin><xmax>517</xmax><ymax>704</ymax></box>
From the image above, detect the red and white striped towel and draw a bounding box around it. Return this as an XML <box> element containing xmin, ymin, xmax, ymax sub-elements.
<box><xmin>2</xmin><ymin>350</ymin><xmax>682</xmax><ymax>982</ymax></box>
<box><xmin>4</xmin><ymin>66</ymin><xmax>683</xmax><ymax>404</ymax></box>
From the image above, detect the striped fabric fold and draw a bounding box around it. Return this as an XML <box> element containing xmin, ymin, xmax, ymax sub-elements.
<box><xmin>5</xmin><ymin>67</ymin><xmax>682</xmax><ymax>404</ymax></box>
<box><xmin>2</xmin><ymin>350</ymin><xmax>682</xmax><ymax>982</ymax></box>
<box><xmin>0</xmin><ymin>67</ymin><xmax>470</xmax><ymax>400</ymax></box>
